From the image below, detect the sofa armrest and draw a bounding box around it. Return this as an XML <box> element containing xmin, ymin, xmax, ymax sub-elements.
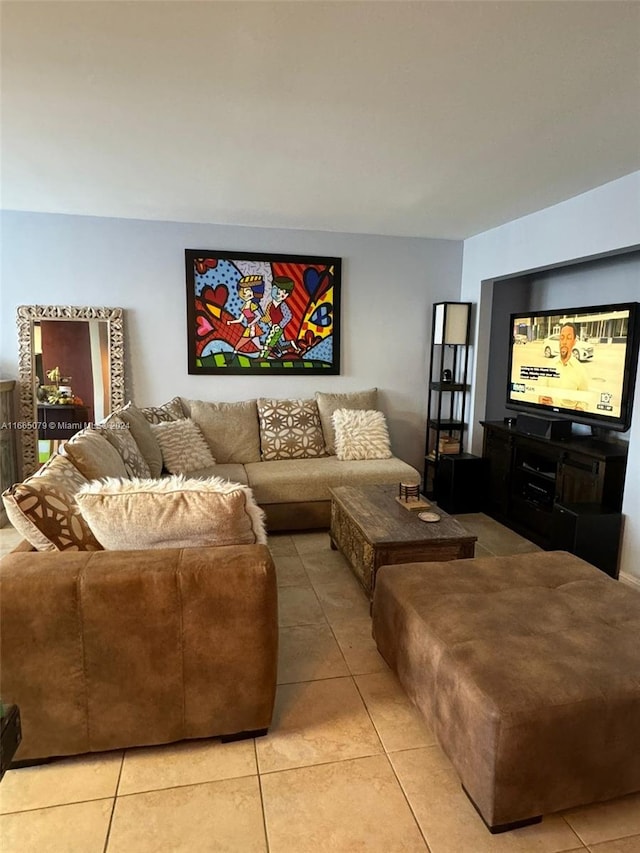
<box><xmin>0</xmin><ymin>544</ymin><xmax>278</xmax><ymax>760</ymax></box>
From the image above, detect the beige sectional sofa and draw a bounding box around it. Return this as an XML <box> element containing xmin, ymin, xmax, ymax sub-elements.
<box><xmin>179</xmin><ymin>389</ymin><xmax>421</xmax><ymax>530</ymax></box>
<box><xmin>4</xmin><ymin>387</ymin><xmax>420</xmax><ymax>542</ymax></box>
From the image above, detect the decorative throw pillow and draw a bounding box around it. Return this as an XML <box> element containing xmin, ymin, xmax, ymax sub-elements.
<box><xmin>76</xmin><ymin>474</ymin><xmax>267</xmax><ymax>550</ymax></box>
<box><xmin>140</xmin><ymin>396</ymin><xmax>184</xmax><ymax>425</ymax></box>
<box><xmin>117</xmin><ymin>402</ymin><xmax>164</xmax><ymax>477</ymax></box>
<box><xmin>315</xmin><ymin>389</ymin><xmax>378</xmax><ymax>455</ymax></box>
<box><xmin>257</xmin><ymin>398</ymin><xmax>326</xmax><ymax>461</ymax></box>
<box><xmin>150</xmin><ymin>418</ymin><xmax>216</xmax><ymax>474</ymax></box>
<box><xmin>100</xmin><ymin>414</ymin><xmax>152</xmax><ymax>479</ymax></box>
<box><xmin>332</xmin><ymin>408</ymin><xmax>392</xmax><ymax>461</ymax></box>
<box><xmin>184</xmin><ymin>399</ymin><xmax>261</xmax><ymax>464</ymax></box>
<box><xmin>59</xmin><ymin>428</ymin><xmax>129</xmax><ymax>480</ymax></box>
<box><xmin>2</xmin><ymin>453</ymin><xmax>102</xmax><ymax>551</ymax></box>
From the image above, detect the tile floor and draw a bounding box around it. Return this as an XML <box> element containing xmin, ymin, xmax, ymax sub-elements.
<box><xmin>1</xmin><ymin>515</ymin><xmax>639</xmax><ymax>852</ymax></box>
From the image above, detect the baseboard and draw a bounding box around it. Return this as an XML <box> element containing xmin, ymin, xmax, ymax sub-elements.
<box><xmin>619</xmin><ymin>571</ymin><xmax>640</xmax><ymax>590</ymax></box>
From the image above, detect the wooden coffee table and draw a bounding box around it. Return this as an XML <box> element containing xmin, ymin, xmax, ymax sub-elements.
<box><xmin>329</xmin><ymin>484</ymin><xmax>477</xmax><ymax>599</ymax></box>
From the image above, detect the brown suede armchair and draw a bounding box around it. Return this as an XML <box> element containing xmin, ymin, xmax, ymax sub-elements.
<box><xmin>0</xmin><ymin>543</ymin><xmax>278</xmax><ymax>762</ymax></box>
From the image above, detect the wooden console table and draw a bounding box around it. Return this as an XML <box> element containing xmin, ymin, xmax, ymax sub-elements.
<box><xmin>0</xmin><ymin>380</ymin><xmax>19</xmax><ymax>525</ymax></box>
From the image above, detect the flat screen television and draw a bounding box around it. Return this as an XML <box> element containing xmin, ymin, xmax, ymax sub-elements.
<box><xmin>506</xmin><ymin>302</ymin><xmax>640</xmax><ymax>432</ymax></box>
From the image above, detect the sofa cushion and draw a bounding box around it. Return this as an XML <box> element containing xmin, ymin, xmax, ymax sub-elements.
<box><xmin>150</xmin><ymin>418</ymin><xmax>216</xmax><ymax>474</ymax></box>
<box><xmin>185</xmin><ymin>463</ymin><xmax>249</xmax><ymax>485</ymax></box>
<box><xmin>257</xmin><ymin>397</ymin><xmax>326</xmax><ymax>461</ymax></box>
<box><xmin>60</xmin><ymin>428</ymin><xmax>129</xmax><ymax>480</ymax></box>
<box><xmin>244</xmin><ymin>455</ymin><xmax>420</xmax><ymax>504</ymax></box>
<box><xmin>118</xmin><ymin>403</ymin><xmax>164</xmax><ymax>477</ymax></box>
<box><xmin>140</xmin><ymin>396</ymin><xmax>185</xmax><ymax>424</ymax></box>
<box><xmin>2</xmin><ymin>453</ymin><xmax>102</xmax><ymax>551</ymax></box>
<box><xmin>101</xmin><ymin>415</ymin><xmax>152</xmax><ymax>479</ymax></box>
<box><xmin>332</xmin><ymin>409</ymin><xmax>392</xmax><ymax>461</ymax></box>
<box><xmin>76</xmin><ymin>474</ymin><xmax>267</xmax><ymax>550</ymax></box>
<box><xmin>315</xmin><ymin>389</ymin><xmax>378</xmax><ymax>454</ymax></box>
<box><xmin>185</xmin><ymin>399</ymin><xmax>261</xmax><ymax>464</ymax></box>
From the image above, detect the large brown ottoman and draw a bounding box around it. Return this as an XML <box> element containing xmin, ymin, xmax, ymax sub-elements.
<box><xmin>372</xmin><ymin>551</ymin><xmax>640</xmax><ymax>832</ymax></box>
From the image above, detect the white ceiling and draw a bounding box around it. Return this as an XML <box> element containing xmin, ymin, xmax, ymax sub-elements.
<box><xmin>2</xmin><ymin>1</ymin><xmax>639</xmax><ymax>239</ymax></box>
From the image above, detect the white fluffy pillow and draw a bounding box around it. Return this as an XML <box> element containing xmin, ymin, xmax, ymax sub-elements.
<box><xmin>332</xmin><ymin>409</ymin><xmax>392</xmax><ymax>461</ymax></box>
<box><xmin>150</xmin><ymin>418</ymin><xmax>216</xmax><ymax>474</ymax></box>
<box><xmin>76</xmin><ymin>474</ymin><xmax>267</xmax><ymax>550</ymax></box>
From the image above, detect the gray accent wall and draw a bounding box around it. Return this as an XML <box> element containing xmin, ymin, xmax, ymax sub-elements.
<box><xmin>0</xmin><ymin>211</ymin><xmax>463</xmax><ymax>470</ymax></box>
<box><xmin>461</xmin><ymin>171</ymin><xmax>640</xmax><ymax>583</ymax></box>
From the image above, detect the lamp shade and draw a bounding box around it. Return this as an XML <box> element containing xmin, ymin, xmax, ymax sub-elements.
<box><xmin>433</xmin><ymin>302</ymin><xmax>470</xmax><ymax>345</ymax></box>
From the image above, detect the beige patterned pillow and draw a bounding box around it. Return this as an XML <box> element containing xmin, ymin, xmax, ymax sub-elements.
<box><xmin>315</xmin><ymin>389</ymin><xmax>378</xmax><ymax>454</ymax></box>
<box><xmin>2</xmin><ymin>453</ymin><xmax>102</xmax><ymax>551</ymax></box>
<box><xmin>257</xmin><ymin>398</ymin><xmax>326</xmax><ymax>461</ymax></box>
<box><xmin>140</xmin><ymin>396</ymin><xmax>184</xmax><ymax>424</ymax></box>
<box><xmin>332</xmin><ymin>409</ymin><xmax>392</xmax><ymax>461</ymax></box>
<box><xmin>76</xmin><ymin>474</ymin><xmax>266</xmax><ymax>550</ymax></box>
<box><xmin>60</xmin><ymin>428</ymin><xmax>129</xmax><ymax>480</ymax></box>
<box><xmin>101</xmin><ymin>415</ymin><xmax>151</xmax><ymax>479</ymax></box>
<box><xmin>150</xmin><ymin>418</ymin><xmax>216</xmax><ymax>474</ymax></box>
<box><xmin>118</xmin><ymin>403</ymin><xmax>163</xmax><ymax>477</ymax></box>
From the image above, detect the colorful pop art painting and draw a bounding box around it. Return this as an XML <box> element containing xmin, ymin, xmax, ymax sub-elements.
<box><xmin>185</xmin><ymin>250</ymin><xmax>341</xmax><ymax>374</ymax></box>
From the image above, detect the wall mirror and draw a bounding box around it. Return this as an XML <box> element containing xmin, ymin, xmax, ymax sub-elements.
<box><xmin>17</xmin><ymin>305</ymin><xmax>125</xmax><ymax>477</ymax></box>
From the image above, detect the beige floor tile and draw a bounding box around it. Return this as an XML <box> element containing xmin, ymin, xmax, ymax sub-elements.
<box><xmin>331</xmin><ymin>615</ymin><xmax>390</xmax><ymax>675</ymax></box>
<box><xmin>277</xmin><ymin>584</ymin><xmax>326</xmax><ymax>627</ymax></box>
<box><xmin>267</xmin><ymin>534</ymin><xmax>297</xmax><ymax>556</ymax></box>
<box><xmin>272</xmin><ymin>553</ymin><xmax>309</xmax><ymax>587</ymax></box>
<box><xmin>261</xmin><ymin>754</ymin><xmax>427</xmax><ymax>852</ymax></box>
<box><xmin>588</xmin><ymin>836</ymin><xmax>640</xmax><ymax>852</ymax></box>
<box><xmin>256</xmin><ymin>676</ymin><xmax>382</xmax><ymax>773</ymax></box>
<box><xmin>292</xmin><ymin>530</ymin><xmax>333</xmax><ymax>554</ymax></box>
<box><xmin>0</xmin><ymin>751</ymin><xmax>123</xmax><ymax>814</ymax></box>
<box><xmin>108</xmin><ymin>776</ymin><xmax>266</xmax><ymax>853</ymax></box>
<box><xmin>563</xmin><ymin>793</ymin><xmax>640</xmax><ymax>845</ymax></box>
<box><xmin>390</xmin><ymin>745</ymin><xmax>585</xmax><ymax>853</ymax></box>
<box><xmin>473</xmin><ymin>543</ymin><xmax>495</xmax><ymax>558</ymax></box>
<box><xmin>355</xmin><ymin>670</ymin><xmax>436</xmax><ymax>752</ymax></box>
<box><xmin>278</xmin><ymin>623</ymin><xmax>349</xmax><ymax>684</ymax></box>
<box><xmin>0</xmin><ymin>798</ymin><xmax>113</xmax><ymax>853</ymax></box>
<box><xmin>452</xmin><ymin>513</ymin><xmax>541</xmax><ymax>556</ymax></box>
<box><xmin>300</xmin><ymin>547</ymin><xmax>353</xmax><ymax>584</ymax></box>
<box><xmin>118</xmin><ymin>737</ymin><xmax>256</xmax><ymax>795</ymax></box>
<box><xmin>313</xmin><ymin>574</ymin><xmax>371</xmax><ymax>624</ymax></box>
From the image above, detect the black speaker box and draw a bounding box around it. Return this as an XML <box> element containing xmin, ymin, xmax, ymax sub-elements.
<box><xmin>550</xmin><ymin>503</ymin><xmax>622</xmax><ymax>578</ymax></box>
<box><xmin>516</xmin><ymin>413</ymin><xmax>572</xmax><ymax>441</ymax></box>
<box><xmin>434</xmin><ymin>454</ymin><xmax>489</xmax><ymax>514</ymax></box>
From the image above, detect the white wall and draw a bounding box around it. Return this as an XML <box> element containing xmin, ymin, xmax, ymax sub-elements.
<box><xmin>0</xmin><ymin>212</ymin><xmax>463</xmax><ymax>471</ymax></box>
<box><xmin>461</xmin><ymin>171</ymin><xmax>640</xmax><ymax>581</ymax></box>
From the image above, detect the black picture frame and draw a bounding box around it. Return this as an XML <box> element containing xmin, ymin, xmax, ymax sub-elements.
<box><xmin>185</xmin><ymin>249</ymin><xmax>341</xmax><ymax>375</ymax></box>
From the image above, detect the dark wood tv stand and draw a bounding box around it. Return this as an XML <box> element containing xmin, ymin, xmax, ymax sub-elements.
<box><xmin>480</xmin><ymin>421</ymin><xmax>628</xmax><ymax>577</ymax></box>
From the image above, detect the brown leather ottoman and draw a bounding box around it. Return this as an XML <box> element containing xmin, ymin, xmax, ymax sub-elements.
<box><xmin>372</xmin><ymin>551</ymin><xmax>640</xmax><ymax>832</ymax></box>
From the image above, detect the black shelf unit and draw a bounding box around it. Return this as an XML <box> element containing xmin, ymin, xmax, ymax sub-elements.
<box><xmin>424</xmin><ymin>302</ymin><xmax>472</xmax><ymax>495</ymax></box>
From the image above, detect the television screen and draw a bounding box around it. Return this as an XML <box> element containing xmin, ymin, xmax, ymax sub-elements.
<box><xmin>506</xmin><ymin>302</ymin><xmax>639</xmax><ymax>431</ymax></box>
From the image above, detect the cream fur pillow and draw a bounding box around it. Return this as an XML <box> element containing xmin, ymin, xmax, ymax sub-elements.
<box><xmin>76</xmin><ymin>474</ymin><xmax>267</xmax><ymax>550</ymax></box>
<box><xmin>150</xmin><ymin>418</ymin><xmax>216</xmax><ymax>474</ymax></box>
<box><xmin>332</xmin><ymin>409</ymin><xmax>392</xmax><ymax>461</ymax></box>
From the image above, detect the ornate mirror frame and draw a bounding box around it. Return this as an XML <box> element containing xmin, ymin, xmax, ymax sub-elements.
<box><xmin>17</xmin><ymin>305</ymin><xmax>125</xmax><ymax>476</ymax></box>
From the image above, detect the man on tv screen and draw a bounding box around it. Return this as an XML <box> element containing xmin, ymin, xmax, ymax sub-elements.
<box><xmin>538</xmin><ymin>322</ymin><xmax>589</xmax><ymax>410</ymax></box>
